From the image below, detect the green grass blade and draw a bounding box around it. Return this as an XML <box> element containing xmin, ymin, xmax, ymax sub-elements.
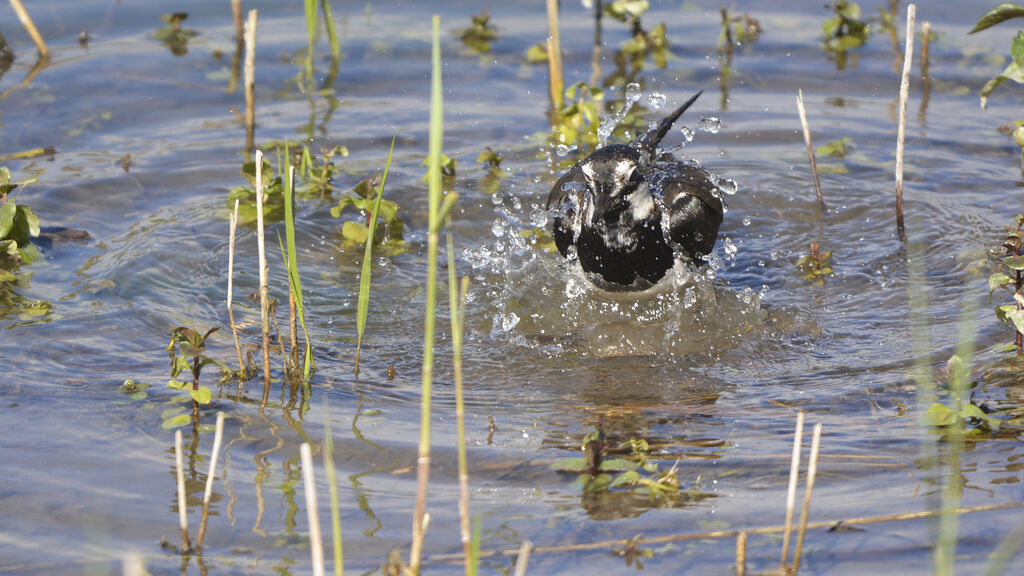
<box><xmin>304</xmin><ymin>0</ymin><xmax>317</xmax><ymax>85</ymax></box>
<box><xmin>410</xmin><ymin>14</ymin><xmax>443</xmax><ymax>574</ymax></box>
<box><xmin>354</xmin><ymin>137</ymin><xmax>396</xmax><ymax>375</ymax></box>
<box><xmin>321</xmin><ymin>0</ymin><xmax>340</xmax><ymax>60</ymax></box>
<box><xmin>282</xmin><ymin>146</ymin><xmax>315</xmax><ymax>380</ymax></box>
<box><xmin>447</xmin><ymin>224</ymin><xmax>472</xmax><ymax>573</ymax></box>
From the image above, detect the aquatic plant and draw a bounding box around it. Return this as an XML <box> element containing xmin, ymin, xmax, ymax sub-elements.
<box><xmin>989</xmin><ymin>217</ymin><xmax>1024</xmax><ymax>355</ymax></box>
<box><xmin>281</xmin><ymin>149</ymin><xmax>315</xmax><ymax>381</ymax></box>
<box><xmin>0</xmin><ymin>166</ymin><xmax>40</xmax><ymax>270</ymax></box>
<box><xmin>823</xmin><ymin>1</ymin><xmax>870</xmax><ymax>52</ymax></box>
<box><xmin>228</xmin><ymin>157</ymin><xmax>286</xmax><ymax>224</ymax></box>
<box><xmin>154</xmin><ymin>12</ymin><xmax>198</xmax><ymax>56</ymax></box>
<box><xmin>717</xmin><ymin>7</ymin><xmax>761</xmax><ymax>53</ymax></box>
<box><xmin>331</xmin><ymin>171</ymin><xmax>404</xmax><ymax>247</ymax></box>
<box><xmin>298</xmin><ymin>144</ymin><xmax>348</xmax><ymax>199</ymax></box>
<box><xmin>551</xmin><ymin>81</ymin><xmax>604</xmax><ymax>148</ymax></box>
<box><xmin>796</xmin><ymin>242</ymin><xmax>834</xmax><ymax>284</ymax></box>
<box><xmin>458</xmin><ymin>10</ymin><xmax>498</xmax><ymax>53</ymax></box>
<box><xmin>970</xmin><ymin>3</ymin><xmax>1024</xmax><ymax>107</ymax></box>
<box><xmin>165</xmin><ymin>326</ymin><xmax>224</xmax><ymax>426</ymax></box>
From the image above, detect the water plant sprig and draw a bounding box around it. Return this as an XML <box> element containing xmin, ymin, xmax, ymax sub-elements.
<box><xmin>280</xmin><ymin>149</ymin><xmax>314</xmax><ymax>381</ymax></box>
<box><xmin>166</xmin><ymin>326</ymin><xmax>224</xmax><ymax>425</ymax></box>
<box><xmin>0</xmin><ymin>166</ymin><xmax>41</xmax><ymax>268</ymax></box>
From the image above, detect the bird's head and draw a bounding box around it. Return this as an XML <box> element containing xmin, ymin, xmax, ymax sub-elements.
<box><xmin>580</xmin><ymin>145</ymin><xmax>648</xmax><ymax>221</ymax></box>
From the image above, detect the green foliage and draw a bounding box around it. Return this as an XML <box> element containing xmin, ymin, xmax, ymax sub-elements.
<box><xmin>970</xmin><ymin>4</ymin><xmax>1024</xmax><ymax>108</ymax></box>
<box><xmin>331</xmin><ymin>172</ymin><xmax>405</xmax><ymax>248</ymax></box>
<box><xmin>620</xmin><ymin>22</ymin><xmax>669</xmax><ymax>69</ymax></box>
<box><xmin>154</xmin><ymin>12</ymin><xmax>198</xmax><ymax>56</ymax></box>
<box><xmin>823</xmin><ymin>1</ymin><xmax>870</xmax><ymax>53</ymax></box>
<box><xmin>991</xmin><ymin>225</ymin><xmax>1024</xmax><ymax>353</ymax></box>
<box><xmin>553</xmin><ymin>82</ymin><xmax>604</xmax><ymax>148</ymax></box>
<box><xmin>119</xmin><ymin>378</ymin><xmax>150</xmax><ymax>401</ymax></box>
<box><xmin>816</xmin><ymin>137</ymin><xmax>852</xmax><ymax>158</ymax></box>
<box><xmin>605</xmin><ymin>0</ymin><xmax>650</xmax><ymax>21</ymax></box>
<box><xmin>550</xmin><ymin>430</ymin><xmax>689</xmax><ymax>500</ymax></box>
<box><xmin>298</xmin><ymin>145</ymin><xmax>349</xmax><ymax>199</ymax></box>
<box><xmin>228</xmin><ymin>158</ymin><xmax>286</xmax><ymax>224</ymax></box>
<box><xmin>164</xmin><ymin>326</ymin><xmax>223</xmax><ymax>428</ymax></box>
<box><xmin>458</xmin><ymin>10</ymin><xmax>498</xmax><ymax>53</ymax></box>
<box><xmin>0</xmin><ymin>166</ymin><xmax>41</xmax><ymax>269</ymax></box>
<box><xmin>717</xmin><ymin>8</ymin><xmax>761</xmax><ymax>52</ymax></box>
<box><xmin>525</xmin><ymin>41</ymin><xmax>548</xmax><ymax>63</ymax></box>
<box><xmin>924</xmin><ymin>355</ymin><xmax>1004</xmax><ymax>435</ymax></box>
<box><xmin>796</xmin><ymin>242</ymin><xmax>834</xmax><ymax>284</ymax></box>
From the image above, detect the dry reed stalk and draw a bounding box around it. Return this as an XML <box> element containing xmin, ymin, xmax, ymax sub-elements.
<box><xmin>227</xmin><ymin>198</ymin><xmax>245</xmax><ymax>374</ymax></box>
<box><xmin>244</xmin><ymin>10</ymin><xmax>257</xmax><ymax>154</ymax></box>
<box><xmin>430</xmin><ymin>502</ymin><xmax>1023</xmax><ymax>563</ymax></box>
<box><xmin>920</xmin><ymin>21</ymin><xmax>931</xmax><ymax>79</ymax></box>
<box><xmin>545</xmin><ymin>0</ymin><xmax>564</xmax><ymax>112</ymax></box>
<box><xmin>513</xmin><ymin>541</ymin><xmax>533</xmax><ymax>576</ymax></box>
<box><xmin>895</xmin><ymin>4</ymin><xmax>916</xmax><ymax>241</ymax></box>
<box><xmin>8</xmin><ymin>0</ymin><xmax>48</xmax><ymax>56</ymax></box>
<box><xmin>796</xmin><ymin>90</ymin><xmax>825</xmax><ymax>211</ymax></box>
<box><xmin>301</xmin><ymin>443</ymin><xmax>326</xmax><ymax>576</ymax></box>
<box><xmin>231</xmin><ymin>0</ymin><xmax>243</xmax><ymax>40</ymax></box>
<box><xmin>791</xmin><ymin>423</ymin><xmax>823</xmax><ymax>574</ymax></box>
<box><xmin>735</xmin><ymin>531</ymin><xmax>747</xmax><ymax>576</ymax></box>
<box><xmin>196</xmin><ymin>412</ymin><xmax>226</xmax><ymax>551</ymax></box>
<box><xmin>174</xmin><ymin>429</ymin><xmax>192</xmax><ymax>551</ymax></box>
<box><xmin>254</xmin><ymin>149</ymin><xmax>272</xmax><ymax>404</ymax></box>
<box><xmin>780</xmin><ymin>411</ymin><xmax>804</xmax><ymax>569</ymax></box>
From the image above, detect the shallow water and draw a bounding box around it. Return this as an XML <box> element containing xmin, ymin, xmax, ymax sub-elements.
<box><xmin>2</xmin><ymin>1</ymin><xmax>1024</xmax><ymax>574</ymax></box>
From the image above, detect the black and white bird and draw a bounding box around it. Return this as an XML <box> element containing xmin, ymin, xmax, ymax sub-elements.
<box><xmin>546</xmin><ymin>90</ymin><xmax>724</xmax><ymax>291</ymax></box>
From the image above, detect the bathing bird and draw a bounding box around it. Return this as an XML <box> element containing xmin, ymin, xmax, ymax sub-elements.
<box><xmin>546</xmin><ymin>90</ymin><xmax>724</xmax><ymax>291</ymax></box>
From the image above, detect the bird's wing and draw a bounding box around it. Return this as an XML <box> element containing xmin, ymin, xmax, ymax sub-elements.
<box><xmin>659</xmin><ymin>164</ymin><xmax>724</xmax><ymax>258</ymax></box>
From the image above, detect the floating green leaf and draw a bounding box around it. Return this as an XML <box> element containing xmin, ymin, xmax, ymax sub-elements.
<box><xmin>161</xmin><ymin>414</ymin><xmax>193</xmax><ymax>429</ymax></box>
<box><xmin>189</xmin><ymin>386</ymin><xmax>212</xmax><ymax>405</ymax></box>
<box><xmin>989</xmin><ymin>272</ymin><xmax>1014</xmax><ymax>302</ymax></box>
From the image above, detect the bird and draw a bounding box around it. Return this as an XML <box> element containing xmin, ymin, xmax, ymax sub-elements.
<box><xmin>546</xmin><ymin>90</ymin><xmax>724</xmax><ymax>291</ymax></box>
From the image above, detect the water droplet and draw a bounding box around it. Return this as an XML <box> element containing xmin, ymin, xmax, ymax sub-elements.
<box><xmin>647</xmin><ymin>92</ymin><xmax>667</xmax><ymax>108</ymax></box>
<box><xmin>491</xmin><ymin>191</ymin><xmax>504</xmax><ymax>205</ymax></box>
<box><xmin>530</xmin><ymin>207</ymin><xmax>548</xmax><ymax>228</ymax></box>
<box><xmin>625</xmin><ymin>82</ymin><xmax>642</xmax><ymax>103</ymax></box>
<box><xmin>742</xmin><ymin>216</ymin><xmax>751</xmax><ymax>226</ymax></box>
<box><xmin>682</xmin><ymin>286</ymin><xmax>697</xmax><ymax>309</ymax></box>
<box><xmin>724</xmin><ymin>237</ymin><xmax>738</xmax><ymax>258</ymax></box>
<box><xmin>717</xmin><ymin>178</ymin><xmax>738</xmax><ymax>195</ymax></box>
<box><xmin>680</xmin><ymin>127</ymin><xmax>694</xmax><ymax>142</ymax></box>
<box><xmin>491</xmin><ymin>219</ymin><xmax>505</xmax><ymax>237</ymax></box>
<box><xmin>501</xmin><ymin>312</ymin><xmax>520</xmax><ymax>332</ymax></box>
<box><xmin>554</xmin><ymin>144</ymin><xmax>576</xmax><ymax>157</ymax></box>
<box><xmin>697</xmin><ymin>116</ymin><xmax>721</xmax><ymax>134</ymax></box>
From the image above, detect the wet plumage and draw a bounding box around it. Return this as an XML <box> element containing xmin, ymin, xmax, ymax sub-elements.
<box><xmin>546</xmin><ymin>90</ymin><xmax>724</xmax><ymax>291</ymax></box>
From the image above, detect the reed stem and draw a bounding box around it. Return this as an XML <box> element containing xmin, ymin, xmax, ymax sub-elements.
<box><xmin>254</xmin><ymin>150</ymin><xmax>272</xmax><ymax>404</ymax></box>
<box><xmin>797</xmin><ymin>90</ymin><xmax>825</xmax><ymax>211</ymax></box>
<box><xmin>8</xmin><ymin>0</ymin><xmax>48</xmax><ymax>56</ymax></box>
<box><xmin>227</xmin><ymin>199</ymin><xmax>245</xmax><ymax>374</ymax></box>
<box><xmin>791</xmin><ymin>422</ymin><xmax>823</xmax><ymax>574</ymax></box>
<box><xmin>447</xmin><ymin>225</ymin><xmax>472</xmax><ymax>571</ymax></box>
<box><xmin>895</xmin><ymin>4</ymin><xmax>916</xmax><ymax>241</ymax></box>
<box><xmin>174</xmin><ymin>429</ymin><xmax>192</xmax><ymax>551</ymax></box>
<box><xmin>301</xmin><ymin>443</ymin><xmax>326</xmax><ymax>576</ymax></box>
<box><xmin>196</xmin><ymin>412</ymin><xmax>226</xmax><ymax>551</ymax></box>
<box><xmin>545</xmin><ymin>0</ymin><xmax>564</xmax><ymax>112</ymax></box>
<box><xmin>244</xmin><ymin>10</ymin><xmax>257</xmax><ymax>154</ymax></box>
<box><xmin>231</xmin><ymin>0</ymin><xmax>243</xmax><ymax>40</ymax></box>
<box><xmin>780</xmin><ymin>411</ymin><xmax>804</xmax><ymax>569</ymax></box>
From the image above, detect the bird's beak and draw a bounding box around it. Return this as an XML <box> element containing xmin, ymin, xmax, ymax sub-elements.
<box><xmin>591</xmin><ymin>186</ymin><xmax>618</xmax><ymax>221</ymax></box>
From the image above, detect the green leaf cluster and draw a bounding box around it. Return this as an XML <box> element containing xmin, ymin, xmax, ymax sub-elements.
<box><xmin>163</xmin><ymin>326</ymin><xmax>224</xmax><ymax>428</ymax></box>
<box><xmin>553</xmin><ymin>82</ymin><xmax>604</xmax><ymax>148</ymax></box>
<box><xmin>297</xmin><ymin>145</ymin><xmax>348</xmax><ymax>199</ymax></box>
<box><xmin>823</xmin><ymin>1</ymin><xmax>870</xmax><ymax>52</ymax></box>
<box><xmin>969</xmin><ymin>4</ymin><xmax>1024</xmax><ymax>107</ymax></box>
<box><xmin>331</xmin><ymin>172</ymin><xmax>405</xmax><ymax>247</ymax></box>
<box><xmin>796</xmin><ymin>243</ymin><xmax>834</xmax><ymax>285</ymax></box>
<box><xmin>458</xmin><ymin>10</ymin><xmax>498</xmax><ymax>54</ymax></box>
<box><xmin>550</xmin><ymin>431</ymin><xmax>684</xmax><ymax>499</ymax></box>
<box><xmin>227</xmin><ymin>158</ymin><xmax>286</xmax><ymax>224</ymax></box>
<box><xmin>0</xmin><ymin>167</ymin><xmax>41</xmax><ymax>270</ymax></box>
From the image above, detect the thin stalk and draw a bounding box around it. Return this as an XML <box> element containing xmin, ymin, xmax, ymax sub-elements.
<box><xmin>227</xmin><ymin>199</ymin><xmax>245</xmax><ymax>374</ymax></box>
<box><xmin>174</xmin><ymin>429</ymin><xmax>192</xmax><ymax>552</ymax></box>
<box><xmin>791</xmin><ymin>422</ymin><xmax>823</xmax><ymax>574</ymax></box>
<box><xmin>244</xmin><ymin>10</ymin><xmax>257</xmax><ymax>154</ymax></box>
<box><xmin>231</xmin><ymin>0</ymin><xmax>243</xmax><ymax>40</ymax></box>
<box><xmin>321</xmin><ymin>0</ymin><xmax>340</xmax><ymax>61</ymax></box>
<box><xmin>196</xmin><ymin>412</ymin><xmax>226</xmax><ymax>551</ymax></box>
<box><xmin>304</xmin><ymin>0</ymin><xmax>317</xmax><ymax>89</ymax></box>
<box><xmin>982</xmin><ymin>518</ymin><xmax>1024</xmax><ymax>576</ymax></box>
<box><xmin>545</xmin><ymin>0</ymin><xmax>564</xmax><ymax>112</ymax></box>
<box><xmin>301</xmin><ymin>443</ymin><xmax>326</xmax><ymax>576</ymax></box>
<box><xmin>797</xmin><ymin>90</ymin><xmax>825</xmax><ymax>211</ymax></box>
<box><xmin>447</xmin><ymin>226</ymin><xmax>472</xmax><ymax>570</ymax></box>
<box><xmin>355</xmin><ymin>138</ymin><xmax>397</xmax><ymax>376</ymax></box>
<box><xmin>323</xmin><ymin>408</ymin><xmax>344</xmax><ymax>576</ymax></box>
<box><xmin>780</xmin><ymin>411</ymin><xmax>804</xmax><ymax>569</ymax></box>
<box><xmin>512</xmin><ymin>541</ymin><xmax>532</xmax><ymax>576</ymax></box>
<box><xmin>8</xmin><ymin>0</ymin><xmax>48</xmax><ymax>56</ymax></box>
<box><xmin>735</xmin><ymin>532</ymin><xmax>747</xmax><ymax>576</ymax></box>
<box><xmin>410</xmin><ymin>16</ymin><xmax>443</xmax><ymax>575</ymax></box>
<box><xmin>282</xmin><ymin>157</ymin><xmax>299</xmax><ymax>371</ymax></box>
<box><xmin>254</xmin><ymin>150</ymin><xmax>272</xmax><ymax>405</ymax></box>
<box><xmin>895</xmin><ymin>4</ymin><xmax>916</xmax><ymax>241</ymax></box>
